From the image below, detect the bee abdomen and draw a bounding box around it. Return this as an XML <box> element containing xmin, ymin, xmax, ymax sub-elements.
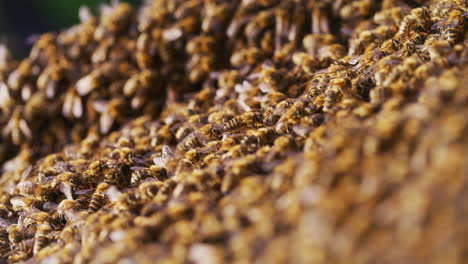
<box><xmin>88</xmin><ymin>193</ymin><xmax>105</xmax><ymax>213</ymax></box>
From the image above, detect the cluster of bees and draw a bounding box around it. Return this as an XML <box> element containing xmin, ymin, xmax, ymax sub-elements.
<box><xmin>0</xmin><ymin>0</ymin><xmax>467</xmax><ymax>263</ymax></box>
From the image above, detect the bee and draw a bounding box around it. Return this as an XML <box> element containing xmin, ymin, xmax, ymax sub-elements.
<box><xmin>7</xmin><ymin>58</ymin><xmax>35</xmax><ymax>91</ymax></box>
<box><xmin>202</xmin><ymin>2</ymin><xmax>233</xmax><ymax>33</ymax></box>
<box><xmin>186</xmin><ymin>36</ymin><xmax>215</xmax><ymax>55</ymax></box>
<box><xmin>10</xmin><ymin>196</ymin><xmax>37</xmax><ymax>212</ymax></box>
<box><xmin>158</xmin><ymin>179</ymin><xmax>178</xmax><ymax>196</ymax></box>
<box><xmin>94</xmin><ymin>97</ymin><xmax>129</xmax><ymax>134</ymax></box>
<box><xmin>443</xmin><ymin>9</ymin><xmax>466</xmax><ymax>45</ymax></box>
<box><xmin>62</xmin><ymin>87</ymin><xmax>83</xmax><ymax>120</ymax></box>
<box><xmin>36</xmin><ymin>63</ymin><xmax>67</xmax><ymax>99</ymax></box>
<box><xmin>323</xmin><ymin>78</ymin><xmax>349</xmax><ymax>112</ymax></box>
<box><xmin>223</xmin><ymin>111</ymin><xmax>263</xmax><ymax>132</ymax></box>
<box><xmin>230</xmin><ymin>47</ymin><xmax>265</xmax><ymax>68</ymax></box>
<box><xmin>76</xmin><ymin>62</ymin><xmax>116</xmax><ymax>96</ymax></box>
<box><xmin>185</xmin><ymin>141</ymin><xmax>220</xmax><ymax>164</ymax></box>
<box><xmin>2</xmin><ymin>106</ymin><xmax>32</xmax><ymax>145</ymax></box>
<box><xmin>88</xmin><ymin>183</ymin><xmax>110</xmax><ymax>213</ymax></box>
<box><xmin>7</xmin><ymin>251</ymin><xmax>29</xmax><ymax>262</ymax></box>
<box><xmin>0</xmin><ymin>82</ymin><xmax>14</xmax><ymax>115</ymax></box>
<box><xmin>176</xmin><ymin>131</ymin><xmax>209</xmax><ymax>153</ymax></box>
<box><xmin>292</xmin><ymin>52</ymin><xmax>317</xmax><ymax>74</ymax></box>
<box><xmin>16</xmin><ymin>238</ymin><xmax>34</xmax><ymax>253</ymax></box>
<box><xmin>21</xmin><ymin>212</ymin><xmax>50</xmax><ymax>228</ymax></box>
<box><xmin>245</xmin><ymin>9</ymin><xmax>275</xmax><ymax>44</ymax></box>
<box><xmin>139</xmin><ymin>181</ymin><xmax>164</xmax><ymax>200</ymax></box>
<box><xmin>131</xmin><ymin>166</ymin><xmax>167</xmax><ymax>184</ymax></box>
<box><xmin>8</xmin><ymin>224</ymin><xmax>24</xmax><ymax>245</ymax></box>
<box><xmin>59</xmin><ymin>224</ymin><xmax>81</xmax><ymax>243</ymax></box>
<box><xmin>14</xmin><ymin>181</ymin><xmax>37</xmax><ymax>197</ymax></box>
<box><xmin>33</xmin><ymin>224</ymin><xmax>51</xmax><ymax>255</ymax></box>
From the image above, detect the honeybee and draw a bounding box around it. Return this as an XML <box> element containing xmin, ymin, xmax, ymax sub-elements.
<box><xmin>7</xmin><ymin>251</ymin><xmax>29</xmax><ymax>262</ymax></box>
<box><xmin>0</xmin><ymin>82</ymin><xmax>14</xmax><ymax>115</ymax></box>
<box><xmin>2</xmin><ymin>107</ymin><xmax>32</xmax><ymax>145</ymax></box>
<box><xmin>21</xmin><ymin>212</ymin><xmax>50</xmax><ymax>228</ymax></box>
<box><xmin>323</xmin><ymin>78</ymin><xmax>350</xmax><ymax>112</ymax></box>
<box><xmin>8</xmin><ymin>224</ymin><xmax>24</xmax><ymax>245</ymax></box>
<box><xmin>131</xmin><ymin>166</ymin><xmax>167</xmax><ymax>184</ymax></box>
<box><xmin>158</xmin><ymin>179</ymin><xmax>178</xmax><ymax>196</ymax></box>
<box><xmin>59</xmin><ymin>224</ymin><xmax>81</xmax><ymax>243</ymax></box>
<box><xmin>7</xmin><ymin>58</ymin><xmax>35</xmax><ymax>91</ymax></box>
<box><xmin>15</xmin><ymin>237</ymin><xmax>34</xmax><ymax>254</ymax></box>
<box><xmin>223</xmin><ymin>111</ymin><xmax>263</xmax><ymax>132</ymax></box>
<box><xmin>62</xmin><ymin>87</ymin><xmax>83</xmax><ymax>119</ymax></box>
<box><xmin>14</xmin><ymin>181</ymin><xmax>37</xmax><ymax>197</ymax></box>
<box><xmin>443</xmin><ymin>9</ymin><xmax>466</xmax><ymax>45</ymax></box>
<box><xmin>10</xmin><ymin>196</ymin><xmax>37</xmax><ymax>212</ymax></box>
<box><xmin>33</xmin><ymin>223</ymin><xmax>51</xmax><ymax>255</ymax></box>
<box><xmin>185</xmin><ymin>141</ymin><xmax>220</xmax><ymax>164</ymax></box>
<box><xmin>176</xmin><ymin>131</ymin><xmax>209</xmax><ymax>153</ymax></box>
<box><xmin>88</xmin><ymin>183</ymin><xmax>110</xmax><ymax>213</ymax></box>
<box><xmin>245</xmin><ymin>9</ymin><xmax>274</xmax><ymax>44</ymax></box>
<box><xmin>139</xmin><ymin>181</ymin><xmax>164</xmax><ymax>200</ymax></box>
<box><xmin>36</xmin><ymin>63</ymin><xmax>67</xmax><ymax>99</ymax></box>
<box><xmin>94</xmin><ymin>97</ymin><xmax>129</xmax><ymax>134</ymax></box>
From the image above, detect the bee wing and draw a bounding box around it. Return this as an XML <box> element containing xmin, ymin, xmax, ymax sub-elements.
<box><xmin>130</xmin><ymin>166</ymin><xmax>146</xmax><ymax>171</ymax></box>
<box><xmin>59</xmin><ymin>182</ymin><xmax>74</xmax><ymax>200</ymax></box>
<box><xmin>162</xmin><ymin>145</ymin><xmax>175</xmax><ymax>162</ymax></box>
<box><xmin>20</xmin><ymin>165</ymin><xmax>33</xmax><ymax>181</ymax></box>
<box><xmin>100</xmin><ymin>111</ymin><xmax>115</xmax><ymax>134</ymax></box>
<box><xmin>93</xmin><ymin>100</ymin><xmax>108</xmax><ymax>113</ymax></box>
<box><xmin>18</xmin><ymin>119</ymin><xmax>32</xmax><ymax>140</ymax></box>
<box><xmin>2</xmin><ymin>117</ymin><xmax>14</xmax><ymax>136</ymax></box>
<box><xmin>76</xmin><ymin>74</ymin><xmax>95</xmax><ymax>96</ymax></box>
<box><xmin>131</xmin><ymin>156</ymin><xmax>150</xmax><ymax>166</ymax></box>
<box><xmin>163</xmin><ymin>28</ymin><xmax>183</xmax><ymax>42</ymax></box>
<box><xmin>74</xmin><ymin>189</ymin><xmax>93</xmax><ymax>195</ymax></box>
<box><xmin>62</xmin><ymin>92</ymin><xmax>73</xmax><ymax>118</ymax></box>
<box><xmin>78</xmin><ymin>6</ymin><xmax>93</xmax><ymax>23</ymax></box>
<box><xmin>103</xmin><ymin>186</ymin><xmax>122</xmax><ymax>203</ymax></box>
<box><xmin>45</xmin><ymin>81</ymin><xmax>57</xmax><ymax>99</ymax></box>
<box><xmin>0</xmin><ymin>218</ymin><xmax>11</xmax><ymax>229</ymax></box>
<box><xmin>72</xmin><ymin>96</ymin><xmax>83</xmax><ymax>119</ymax></box>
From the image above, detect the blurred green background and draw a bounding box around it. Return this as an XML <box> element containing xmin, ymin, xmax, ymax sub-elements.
<box><xmin>0</xmin><ymin>0</ymin><xmax>142</xmax><ymax>58</ymax></box>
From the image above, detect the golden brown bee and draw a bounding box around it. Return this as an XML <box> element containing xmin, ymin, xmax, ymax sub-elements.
<box><xmin>16</xmin><ymin>238</ymin><xmax>34</xmax><ymax>253</ymax></box>
<box><xmin>7</xmin><ymin>58</ymin><xmax>35</xmax><ymax>92</ymax></box>
<box><xmin>21</xmin><ymin>212</ymin><xmax>50</xmax><ymax>228</ymax></box>
<box><xmin>88</xmin><ymin>183</ymin><xmax>110</xmax><ymax>213</ymax></box>
<box><xmin>7</xmin><ymin>224</ymin><xmax>23</xmax><ymax>245</ymax></box>
<box><xmin>10</xmin><ymin>196</ymin><xmax>37</xmax><ymax>212</ymax></box>
<box><xmin>443</xmin><ymin>9</ymin><xmax>466</xmax><ymax>45</ymax></box>
<box><xmin>139</xmin><ymin>181</ymin><xmax>164</xmax><ymax>200</ymax></box>
<box><xmin>202</xmin><ymin>2</ymin><xmax>233</xmax><ymax>33</ymax></box>
<box><xmin>96</xmin><ymin>97</ymin><xmax>129</xmax><ymax>135</ymax></box>
<box><xmin>176</xmin><ymin>131</ymin><xmax>209</xmax><ymax>153</ymax></box>
<box><xmin>36</xmin><ymin>63</ymin><xmax>67</xmax><ymax>99</ymax></box>
<box><xmin>59</xmin><ymin>224</ymin><xmax>81</xmax><ymax>243</ymax></box>
<box><xmin>33</xmin><ymin>224</ymin><xmax>51</xmax><ymax>255</ymax></box>
<box><xmin>0</xmin><ymin>81</ymin><xmax>14</xmax><ymax>115</ymax></box>
<box><xmin>131</xmin><ymin>166</ymin><xmax>167</xmax><ymax>184</ymax></box>
<box><xmin>158</xmin><ymin>179</ymin><xmax>179</xmax><ymax>196</ymax></box>
<box><xmin>62</xmin><ymin>87</ymin><xmax>83</xmax><ymax>119</ymax></box>
<box><xmin>323</xmin><ymin>78</ymin><xmax>349</xmax><ymax>112</ymax></box>
<box><xmin>2</xmin><ymin>106</ymin><xmax>32</xmax><ymax>145</ymax></box>
<box><xmin>185</xmin><ymin>141</ymin><xmax>220</xmax><ymax>164</ymax></box>
<box><xmin>7</xmin><ymin>251</ymin><xmax>29</xmax><ymax>263</ymax></box>
<box><xmin>14</xmin><ymin>181</ymin><xmax>36</xmax><ymax>197</ymax></box>
<box><xmin>186</xmin><ymin>36</ymin><xmax>215</xmax><ymax>55</ymax></box>
<box><xmin>223</xmin><ymin>111</ymin><xmax>263</xmax><ymax>132</ymax></box>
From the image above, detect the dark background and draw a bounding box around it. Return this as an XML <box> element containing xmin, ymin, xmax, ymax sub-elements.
<box><xmin>0</xmin><ymin>0</ymin><xmax>141</xmax><ymax>58</ymax></box>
